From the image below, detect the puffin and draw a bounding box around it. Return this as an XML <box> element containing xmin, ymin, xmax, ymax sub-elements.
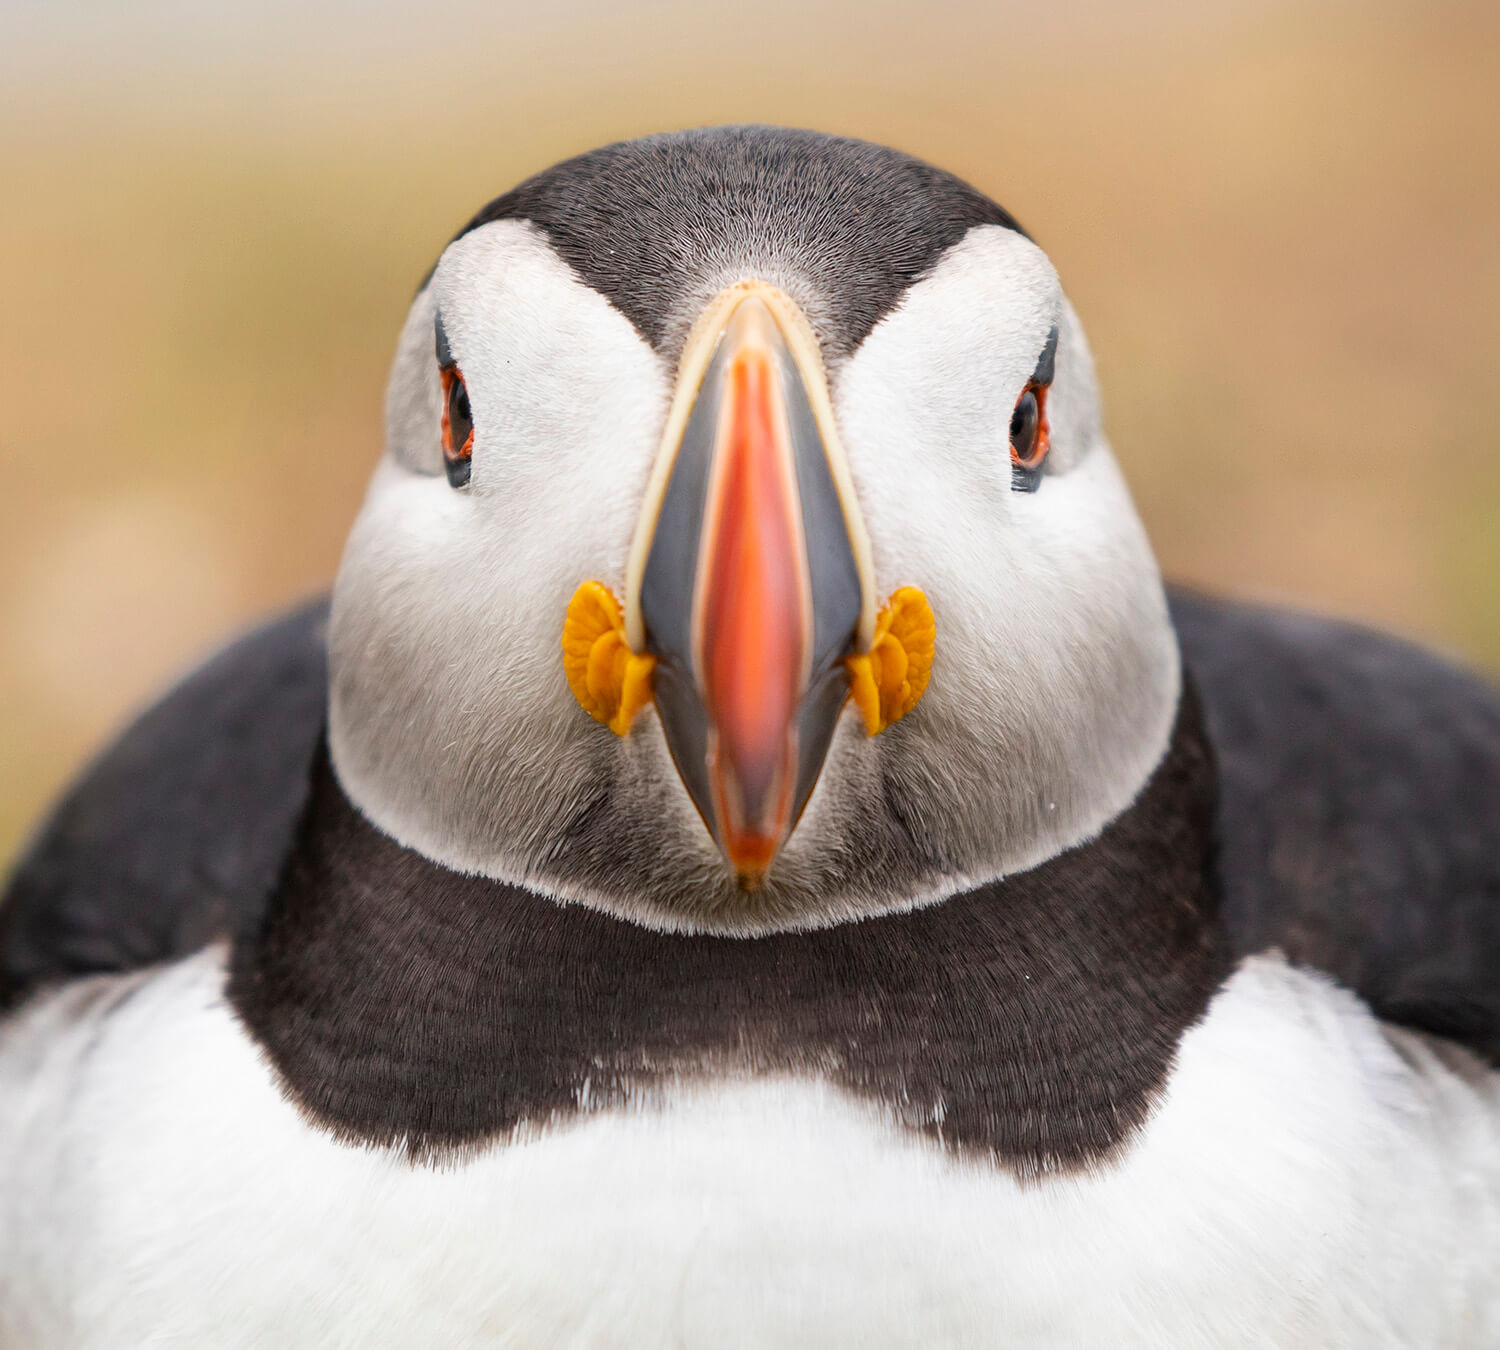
<box><xmin>3</xmin><ymin>126</ymin><xmax>1499</xmax><ymax>1348</ymax></box>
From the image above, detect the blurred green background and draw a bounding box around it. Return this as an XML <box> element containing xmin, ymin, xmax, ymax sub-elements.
<box><xmin>1</xmin><ymin>0</ymin><xmax>1497</xmax><ymax>866</ymax></box>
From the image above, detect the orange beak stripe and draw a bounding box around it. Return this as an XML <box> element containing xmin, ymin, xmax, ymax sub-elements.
<box><xmin>693</xmin><ymin>305</ymin><xmax>813</xmax><ymax>883</ymax></box>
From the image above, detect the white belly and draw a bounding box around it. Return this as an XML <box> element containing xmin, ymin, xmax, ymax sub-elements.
<box><xmin>2</xmin><ymin>949</ymin><xmax>1497</xmax><ymax>1349</ymax></box>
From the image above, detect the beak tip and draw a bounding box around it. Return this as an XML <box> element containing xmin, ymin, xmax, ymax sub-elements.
<box><xmin>725</xmin><ymin>833</ymin><xmax>780</xmax><ymax>890</ymax></box>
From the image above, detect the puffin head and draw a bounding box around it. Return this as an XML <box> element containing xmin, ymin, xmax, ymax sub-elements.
<box><xmin>328</xmin><ymin>126</ymin><xmax>1179</xmax><ymax>933</ymax></box>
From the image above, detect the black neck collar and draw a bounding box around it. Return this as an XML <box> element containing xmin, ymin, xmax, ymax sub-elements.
<box><xmin>230</xmin><ymin>683</ymin><xmax>1229</xmax><ymax>1175</ymax></box>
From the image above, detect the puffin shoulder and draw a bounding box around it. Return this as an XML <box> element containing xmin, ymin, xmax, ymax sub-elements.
<box><xmin>6</xmin><ymin>587</ymin><xmax>1498</xmax><ymax>1070</ymax></box>
<box><xmin>0</xmin><ymin>599</ymin><xmax>327</xmax><ymax>1009</ymax></box>
<box><xmin>1173</xmin><ymin>586</ymin><xmax>1500</xmax><ymax>1062</ymax></box>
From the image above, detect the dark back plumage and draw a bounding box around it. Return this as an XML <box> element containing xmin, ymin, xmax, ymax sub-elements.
<box><xmin>4</xmin><ymin>591</ymin><xmax>1499</xmax><ymax>1066</ymax></box>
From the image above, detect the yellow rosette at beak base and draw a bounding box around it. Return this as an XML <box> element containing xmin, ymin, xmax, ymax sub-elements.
<box><xmin>563</xmin><ymin>579</ymin><xmax>934</xmax><ymax>742</ymax></box>
<box><xmin>561</xmin><ymin>581</ymin><xmax>656</xmax><ymax>737</ymax></box>
<box><xmin>844</xmin><ymin>586</ymin><xmax>937</xmax><ymax>736</ymax></box>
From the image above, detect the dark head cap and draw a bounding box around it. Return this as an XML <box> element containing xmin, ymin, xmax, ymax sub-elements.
<box><xmin>446</xmin><ymin>125</ymin><xmax>1025</xmax><ymax>359</ymax></box>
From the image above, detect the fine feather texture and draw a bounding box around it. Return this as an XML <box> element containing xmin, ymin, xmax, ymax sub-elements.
<box><xmin>449</xmin><ymin>125</ymin><xmax>1025</xmax><ymax>362</ymax></box>
<box><xmin>5</xmin><ymin>590</ymin><xmax>1499</xmax><ymax>1064</ymax></box>
<box><xmin>228</xmin><ymin>685</ymin><xmax>1226</xmax><ymax>1168</ymax></box>
<box><xmin>334</xmin><ymin>218</ymin><xmax>1179</xmax><ymax>930</ymax></box>
<box><xmin>2</xmin><ymin>948</ymin><xmax>1496</xmax><ymax>1348</ymax></box>
<box><xmin>1177</xmin><ymin>591</ymin><xmax>1500</xmax><ymax>1060</ymax></box>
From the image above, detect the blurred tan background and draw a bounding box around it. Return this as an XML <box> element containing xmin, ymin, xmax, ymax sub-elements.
<box><xmin>1</xmin><ymin>0</ymin><xmax>1496</xmax><ymax>866</ymax></box>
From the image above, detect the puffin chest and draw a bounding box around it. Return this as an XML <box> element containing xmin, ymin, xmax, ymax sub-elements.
<box><xmin>228</xmin><ymin>697</ymin><xmax>1227</xmax><ymax>1173</ymax></box>
<box><xmin>9</xmin><ymin>948</ymin><xmax>1493</xmax><ymax>1350</ymax></box>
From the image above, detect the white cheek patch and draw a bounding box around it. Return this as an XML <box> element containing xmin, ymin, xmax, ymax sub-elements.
<box><xmin>1045</xmin><ymin>295</ymin><xmax>1104</xmax><ymax>475</ymax></box>
<box><xmin>829</xmin><ymin>225</ymin><xmax>1180</xmax><ymax>878</ymax></box>
<box><xmin>431</xmin><ymin>225</ymin><xmax>668</xmax><ymax>512</ymax></box>
<box><xmin>385</xmin><ymin>287</ymin><xmax>443</xmax><ymax>475</ymax></box>
<box><xmin>832</xmin><ymin>226</ymin><xmax>1101</xmax><ymax>483</ymax></box>
<box><xmin>331</xmin><ymin>222</ymin><xmax>677</xmax><ymax>876</ymax></box>
<box><xmin>844</xmin><ymin>226</ymin><xmax>1063</xmax><ymax>489</ymax></box>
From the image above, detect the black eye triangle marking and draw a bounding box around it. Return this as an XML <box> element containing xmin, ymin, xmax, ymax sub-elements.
<box><xmin>1032</xmin><ymin>324</ymin><xmax>1059</xmax><ymax>386</ymax></box>
<box><xmin>434</xmin><ymin>311</ymin><xmax>454</xmax><ymax>369</ymax></box>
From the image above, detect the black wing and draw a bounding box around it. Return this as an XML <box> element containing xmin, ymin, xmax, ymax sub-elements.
<box><xmin>1174</xmin><ymin>590</ymin><xmax>1500</xmax><ymax>1060</ymax></box>
<box><xmin>4</xmin><ymin>589</ymin><xmax>1498</xmax><ymax>1062</ymax></box>
<box><xmin>0</xmin><ymin>599</ymin><xmax>328</xmax><ymax>1007</ymax></box>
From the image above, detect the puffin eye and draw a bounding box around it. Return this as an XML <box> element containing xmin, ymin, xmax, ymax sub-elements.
<box><xmin>1009</xmin><ymin>382</ymin><xmax>1050</xmax><ymax>491</ymax></box>
<box><xmin>439</xmin><ymin>365</ymin><xmax>474</xmax><ymax>489</ymax></box>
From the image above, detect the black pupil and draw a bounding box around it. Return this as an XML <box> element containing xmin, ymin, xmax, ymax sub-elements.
<box><xmin>1010</xmin><ymin>389</ymin><xmax>1039</xmax><ymax>462</ymax></box>
<box><xmin>447</xmin><ymin>374</ymin><xmax>473</xmax><ymax>455</ymax></box>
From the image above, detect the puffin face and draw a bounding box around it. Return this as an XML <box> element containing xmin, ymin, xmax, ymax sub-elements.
<box><xmin>328</xmin><ymin>128</ymin><xmax>1178</xmax><ymax>933</ymax></box>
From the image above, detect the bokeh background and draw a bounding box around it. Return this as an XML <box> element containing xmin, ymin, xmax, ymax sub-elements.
<box><xmin>1</xmin><ymin>0</ymin><xmax>1496</xmax><ymax>866</ymax></box>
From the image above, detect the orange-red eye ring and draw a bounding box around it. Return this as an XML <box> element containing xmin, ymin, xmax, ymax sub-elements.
<box><xmin>440</xmin><ymin>366</ymin><xmax>474</xmax><ymax>463</ymax></box>
<box><xmin>1009</xmin><ymin>381</ymin><xmax>1050</xmax><ymax>471</ymax></box>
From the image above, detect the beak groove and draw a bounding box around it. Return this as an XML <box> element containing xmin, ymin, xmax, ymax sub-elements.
<box><xmin>629</xmin><ymin>283</ymin><xmax>875</xmax><ymax>884</ymax></box>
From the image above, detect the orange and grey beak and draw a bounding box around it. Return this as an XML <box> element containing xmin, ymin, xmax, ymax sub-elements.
<box><xmin>561</xmin><ymin>282</ymin><xmax>932</xmax><ymax>886</ymax></box>
<box><xmin>626</xmin><ymin>284</ymin><xmax>877</xmax><ymax>885</ymax></box>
